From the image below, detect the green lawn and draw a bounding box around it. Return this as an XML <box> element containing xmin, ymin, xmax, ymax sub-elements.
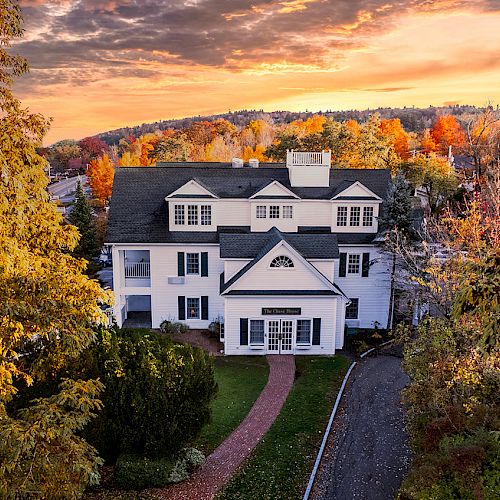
<box><xmin>196</xmin><ymin>356</ymin><xmax>269</xmax><ymax>454</ymax></box>
<box><xmin>217</xmin><ymin>356</ymin><xmax>350</xmax><ymax>500</ymax></box>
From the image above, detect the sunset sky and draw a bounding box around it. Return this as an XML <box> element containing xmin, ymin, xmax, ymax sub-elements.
<box><xmin>14</xmin><ymin>0</ymin><xmax>500</xmax><ymax>145</ymax></box>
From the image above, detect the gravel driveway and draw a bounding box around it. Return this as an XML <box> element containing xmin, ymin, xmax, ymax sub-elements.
<box><xmin>312</xmin><ymin>347</ymin><xmax>411</xmax><ymax>500</ymax></box>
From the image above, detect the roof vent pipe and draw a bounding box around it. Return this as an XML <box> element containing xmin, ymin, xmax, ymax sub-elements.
<box><xmin>248</xmin><ymin>158</ymin><xmax>259</xmax><ymax>168</ymax></box>
<box><xmin>232</xmin><ymin>157</ymin><xmax>244</xmax><ymax>168</ymax></box>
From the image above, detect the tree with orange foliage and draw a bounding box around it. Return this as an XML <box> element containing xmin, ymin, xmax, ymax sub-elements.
<box><xmin>242</xmin><ymin>144</ymin><xmax>267</xmax><ymax>162</ymax></box>
<box><xmin>379</xmin><ymin>118</ymin><xmax>410</xmax><ymax>159</ymax></box>
<box><xmin>420</xmin><ymin>128</ymin><xmax>437</xmax><ymax>153</ymax></box>
<box><xmin>139</xmin><ymin>142</ymin><xmax>155</xmax><ymax>166</ymax></box>
<box><xmin>88</xmin><ymin>154</ymin><xmax>115</xmax><ymax>205</ymax></box>
<box><xmin>430</xmin><ymin>115</ymin><xmax>466</xmax><ymax>155</ymax></box>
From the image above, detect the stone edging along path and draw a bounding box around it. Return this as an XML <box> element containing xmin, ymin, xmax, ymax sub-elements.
<box><xmin>157</xmin><ymin>355</ymin><xmax>296</xmax><ymax>500</ymax></box>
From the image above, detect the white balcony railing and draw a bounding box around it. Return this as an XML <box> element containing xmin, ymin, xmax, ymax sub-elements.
<box><xmin>286</xmin><ymin>150</ymin><xmax>331</xmax><ymax>167</ymax></box>
<box><xmin>125</xmin><ymin>261</ymin><xmax>150</xmax><ymax>278</ymax></box>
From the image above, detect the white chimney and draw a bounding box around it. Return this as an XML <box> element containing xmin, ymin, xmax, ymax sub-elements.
<box><xmin>232</xmin><ymin>157</ymin><xmax>244</xmax><ymax>168</ymax></box>
<box><xmin>248</xmin><ymin>158</ymin><xmax>259</xmax><ymax>168</ymax></box>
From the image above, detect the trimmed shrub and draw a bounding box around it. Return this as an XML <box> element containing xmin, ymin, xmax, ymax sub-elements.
<box><xmin>73</xmin><ymin>327</ymin><xmax>217</xmax><ymax>462</ymax></box>
<box><xmin>160</xmin><ymin>319</ymin><xmax>189</xmax><ymax>334</ymax></box>
<box><xmin>114</xmin><ymin>448</ymin><xmax>205</xmax><ymax>489</ymax></box>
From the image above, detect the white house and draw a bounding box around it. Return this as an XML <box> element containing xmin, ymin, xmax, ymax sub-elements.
<box><xmin>106</xmin><ymin>151</ymin><xmax>392</xmax><ymax>355</ymax></box>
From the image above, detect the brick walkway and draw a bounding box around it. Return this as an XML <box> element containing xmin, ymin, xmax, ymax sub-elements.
<box><xmin>157</xmin><ymin>355</ymin><xmax>296</xmax><ymax>500</ymax></box>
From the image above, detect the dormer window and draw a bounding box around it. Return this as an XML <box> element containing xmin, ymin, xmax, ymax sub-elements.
<box><xmin>337</xmin><ymin>206</ymin><xmax>348</xmax><ymax>226</ymax></box>
<box><xmin>350</xmin><ymin>207</ymin><xmax>360</xmax><ymax>226</ymax></box>
<box><xmin>256</xmin><ymin>206</ymin><xmax>267</xmax><ymax>218</ymax></box>
<box><xmin>188</xmin><ymin>205</ymin><xmax>198</xmax><ymax>225</ymax></box>
<box><xmin>200</xmin><ymin>205</ymin><xmax>212</xmax><ymax>225</ymax></box>
<box><xmin>174</xmin><ymin>205</ymin><xmax>185</xmax><ymax>225</ymax></box>
<box><xmin>269</xmin><ymin>206</ymin><xmax>280</xmax><ymax>219</ymax></box>
<box><xmin>172</xmin><ymin>203</ymin><xmax>213</xmax><ymax>227</ymax></box>
<box><xmin>270</xmin><ymin>256</ymin><xmax>294</xmax><ymax>268</ymax></box>
<box><xmin>363</xmin><ymin>207</ymin><xmax>373</xmax><ymax>226</ymax></box>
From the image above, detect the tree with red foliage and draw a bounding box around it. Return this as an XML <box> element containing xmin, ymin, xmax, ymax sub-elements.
<box><xmin>430</xmin><ymin>115</ymin><xmax>466</xmax><ymax>155</ymax></box>
<box><xmin>78</xmin><ymin>137</ymin><xmax>110</xmax><ymax>165</ymax></box>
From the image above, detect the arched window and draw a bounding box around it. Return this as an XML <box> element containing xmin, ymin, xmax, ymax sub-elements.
<box><xmin>270</xmin><ymin>256</ymin><xmax>294</xmax><ymax>268</ymax></box>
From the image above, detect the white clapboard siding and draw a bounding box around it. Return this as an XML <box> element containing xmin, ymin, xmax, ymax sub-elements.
<box><xmin>335</xmin><ymin>246</ymin><xmax>391</xmax><ymax>329</ymax></box>
<box><xmin>224</xmin><ymin>296</ymin><xmax>340</xmax><ymax>355</ymax></box>
<box><xmin>226</xmin><ymin>243</ymin><xmax>332</xmax><ymax>292</ymax></box>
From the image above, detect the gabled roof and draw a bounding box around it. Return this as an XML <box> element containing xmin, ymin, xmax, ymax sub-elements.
<box><xmin>331</xmin><ymin>180</ymin><xmax>382</xmax><ymax>201</ymax></box>
<box><xmin>106</xmin><ymin>164</ymin><xmax>391</xmax><ymax>244</ymax></box>
<box><xmin>220</xmin><ymin>231</ymin><xmax>339</xmax><ymax>259</ymax></box>
<box><xmin>249</xmin><ymin>180</ymin><xmax>300</xmax><ymax>199</ymax></box>
<box><xmin>165</xmin><ymin>178</ymin><xmax>219</xmax><ymax>199</ymax></box>
<box><xmin>220</xmin><ymin>227</ymin><xmax>346</xmax><ymax>297</ymax></box>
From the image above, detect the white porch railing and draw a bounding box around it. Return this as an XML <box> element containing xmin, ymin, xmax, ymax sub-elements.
<box><xmin>286</xmin><ymin>150</ymin><xmax>331</xmax><ymax>167</ymax></box>
<box><xmin>125</xmin><ymin>261</ymin><xmax>150</xmax><ymax>278</ymax></box>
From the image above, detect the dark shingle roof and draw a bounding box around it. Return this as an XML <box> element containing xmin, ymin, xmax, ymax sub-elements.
<box><xmin>220</xmin><ymin>228</ymin><xmax>344</xmax><ymax>295</ymax></box>
<box><xmin>337</xmin><ymin>233</ymin><xmax>382</xmax><ymax>245</ymax></box>
<box><xmin>107</xmin><ymin>164</ymin><xmax>390</xmax><ymax>244</ymax></box>
<box><xmin>220</xmin><ymin>229</ymin><xmax>339</xmax><ymax>259</ymax></box>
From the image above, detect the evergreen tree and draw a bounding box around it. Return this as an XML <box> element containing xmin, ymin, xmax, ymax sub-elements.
<box><xmin>68</xmin><ymin>181</ymin><xmax>99</xmax><ymax>260</ymax></box>
<box><xmin>380</xmin><ymin>172</ymin><xmax>414</xmax><ymax>236</ymax></box>
<box><xmin>0</xmin><ymin>2</ymin><xmax>111</xmax><ymax>496</ymax></box>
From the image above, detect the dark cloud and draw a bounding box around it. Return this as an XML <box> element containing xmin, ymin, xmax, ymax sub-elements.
<box><xmin>13</xmin><ymin>0</ymin><xmax>497</xmax><ymax>90</ymax></box>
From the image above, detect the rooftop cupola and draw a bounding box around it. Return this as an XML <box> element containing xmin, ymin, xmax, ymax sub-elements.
<box><xmin>286</xmin><ymin>150</ymin><xmax>331</xmax><ymax>187</ymax></box>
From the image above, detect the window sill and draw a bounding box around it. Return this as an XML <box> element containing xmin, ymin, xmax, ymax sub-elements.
<box><xmin>249</xmin><ymin>344</ymin><xmax>265</xmax><ymax>349</ymax></box>
<box><xmin>296</xmin><ymin>344</ymin><xmax>312</xmax><ymax>349</ymax></box>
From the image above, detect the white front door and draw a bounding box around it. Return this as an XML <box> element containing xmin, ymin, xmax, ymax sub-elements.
<box><xmin>267</xmin><ymin>319</ymin><xmax>294</xmax><ymax>354</ymax></box>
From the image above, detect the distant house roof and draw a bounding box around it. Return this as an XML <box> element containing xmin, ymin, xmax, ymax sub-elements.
<box><xmin>106</xmin><ymin>163</ymin><xmax>391</xmax><ymax>244</ymax></box>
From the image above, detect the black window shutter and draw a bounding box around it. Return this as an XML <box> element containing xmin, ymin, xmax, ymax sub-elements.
<box><xmin>362</xmin><ymin>253</ymin><xmax>370</xmax><ymax>277</ymax></box>
<box><xmin>312</xmin><ymin>318</ymin><xmax>321</xmax><ymax>345</ymax></box>
<box><xmin>339</xmin><ymin>253</ymin><xmax>347</xmax><ymax>277</ymax></box>
<box><xmin>240</xmin><ymin>318</ymin><xmax>248</xmax><ymax>345</ymax></box>
<box><xmin>178</xmin><ymin>296</ymin><xmax>185</xmax><ymax>320</ymax></box>
<box><xmin>177</xmin><ymin>252</ymin><xmax>185</xmax><ymax>277</ymax></box>
<box><xmin>201</xmin><ymin>296</ymin><xmax>209</xmax><ymax>320</ymax></box>
<box><xmin>201</xmin><ymin>252</ymin><xmax>208</xmax><ymax>277</ymax></box>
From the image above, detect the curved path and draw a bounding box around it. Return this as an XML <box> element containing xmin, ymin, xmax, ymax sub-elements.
<box><xmin>157</xmin><ymin>355</ymin><xmax>295</xmax><ymax>500</ymax></box>
<box><xmin>312</xmin><ymin>348</ymin><xmax>411</xmax><ymax>500</ymax></box>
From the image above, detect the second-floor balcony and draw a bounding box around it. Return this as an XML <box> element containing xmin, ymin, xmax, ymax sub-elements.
<box><xmin>123</xmin><ymin>249</ymin><xmax>151</xmax><ymax>287</ymax></box>
<box><xmin>125</xmin><ymin>261</ymin><xmax>150</xmax><ymax>279</ymax></box>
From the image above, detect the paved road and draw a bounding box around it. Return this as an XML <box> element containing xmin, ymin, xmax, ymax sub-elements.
<box><xmin>313</xmin><ymin>347</ymin><xmax>411</xmax><ymax>500</ymax></box>
<box><xmin>48</xmin><ymin>175</ymin><xmax>87</xmax><ymax>199</ymax></box>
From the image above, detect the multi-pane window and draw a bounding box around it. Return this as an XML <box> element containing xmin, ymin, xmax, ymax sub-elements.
<box><xmin>200</xmin><ymin>205</ymin><xmax>212</xmax><ymax>225</ymax></box>
<box><xmin>186</xmin><ymin>253</ymin><xmax>199</xmax><ymax>275</ymax></box>
<box><xmin>347</xmin><ymin>254</ymin><xmax>361</xmax><ymax>274</ymax></box>
<box><xmin>174</xmin><ymin>205</ymin><xmax>185</xmax><ymax>225</ymax></box>
<box><xmin>337</xmin><ymin>206</ymin><xmax>348</xmax><ymax>226</ymax></box>
<box><xmin>346</xmin><ymin>298</ymin><xmax>359</xmax><ymax>319</ymax></box>
<box><xmin>186</xmin><ymin>298</ymin><xmax>200</xmax><ymax>319</ymax></box>
<box><xmin>256</xmin><ymin>206</ymin><xmax>267</xmax><ymax>218</ymax></box>
<box><xmin>283</xmin><ymin>206</ymin><xmax>293</xmax><ymax>219</ymax></box>
<box><xmin>363</xmin><ymin>207</ymin><xmax>373</xmax><ymax>226</ymax></box>
<box><xmin>270</xmin><ymin>256</ymin><xmax>294</xmax><ymax>268</ymax></box>
<box><xmin>350</xmin><ymin>206</ymin><xmax>361</xmax><ymax>226</ymax></box>
<box><xmin>296</xmin><ymin>319</ymin><xmax>311</xmax><ymax>344</ymax></box>
<box><xmin>249</xmin><ymin>320</ymin><xmax>265</xmax><ymax>345</ymax></box>
<box><xmin>269</xmin><ymin>206</ymin><xmax>280</xmax><ymax>218</ymax></box>
<box><xmin>187</xmin><ymin>205</ymin><xmax>198</xmax><ymax>225</ymax></box>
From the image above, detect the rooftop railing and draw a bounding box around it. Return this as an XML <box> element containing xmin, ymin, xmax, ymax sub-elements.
<box><xmin>286</xmin><ymin>150</ymin><xmax>331</xmax><ymax>167</ymax></box>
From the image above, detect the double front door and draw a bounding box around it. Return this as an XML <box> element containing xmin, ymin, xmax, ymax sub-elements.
<box><xmin>267</xmin><ymin>319</ymin><xmax>293</xmax><ymax>354</ymax></box>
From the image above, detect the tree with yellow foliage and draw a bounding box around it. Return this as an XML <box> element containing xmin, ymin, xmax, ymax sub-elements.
<box><xmin>0</xmin><ymin>2</ymin><xmax>111</xmax><ymax>495</ymax></box>
<box><xmin>88</xmin><ymin>153</ymin><xmax>115</xmax><ymax>204</ymax></box>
